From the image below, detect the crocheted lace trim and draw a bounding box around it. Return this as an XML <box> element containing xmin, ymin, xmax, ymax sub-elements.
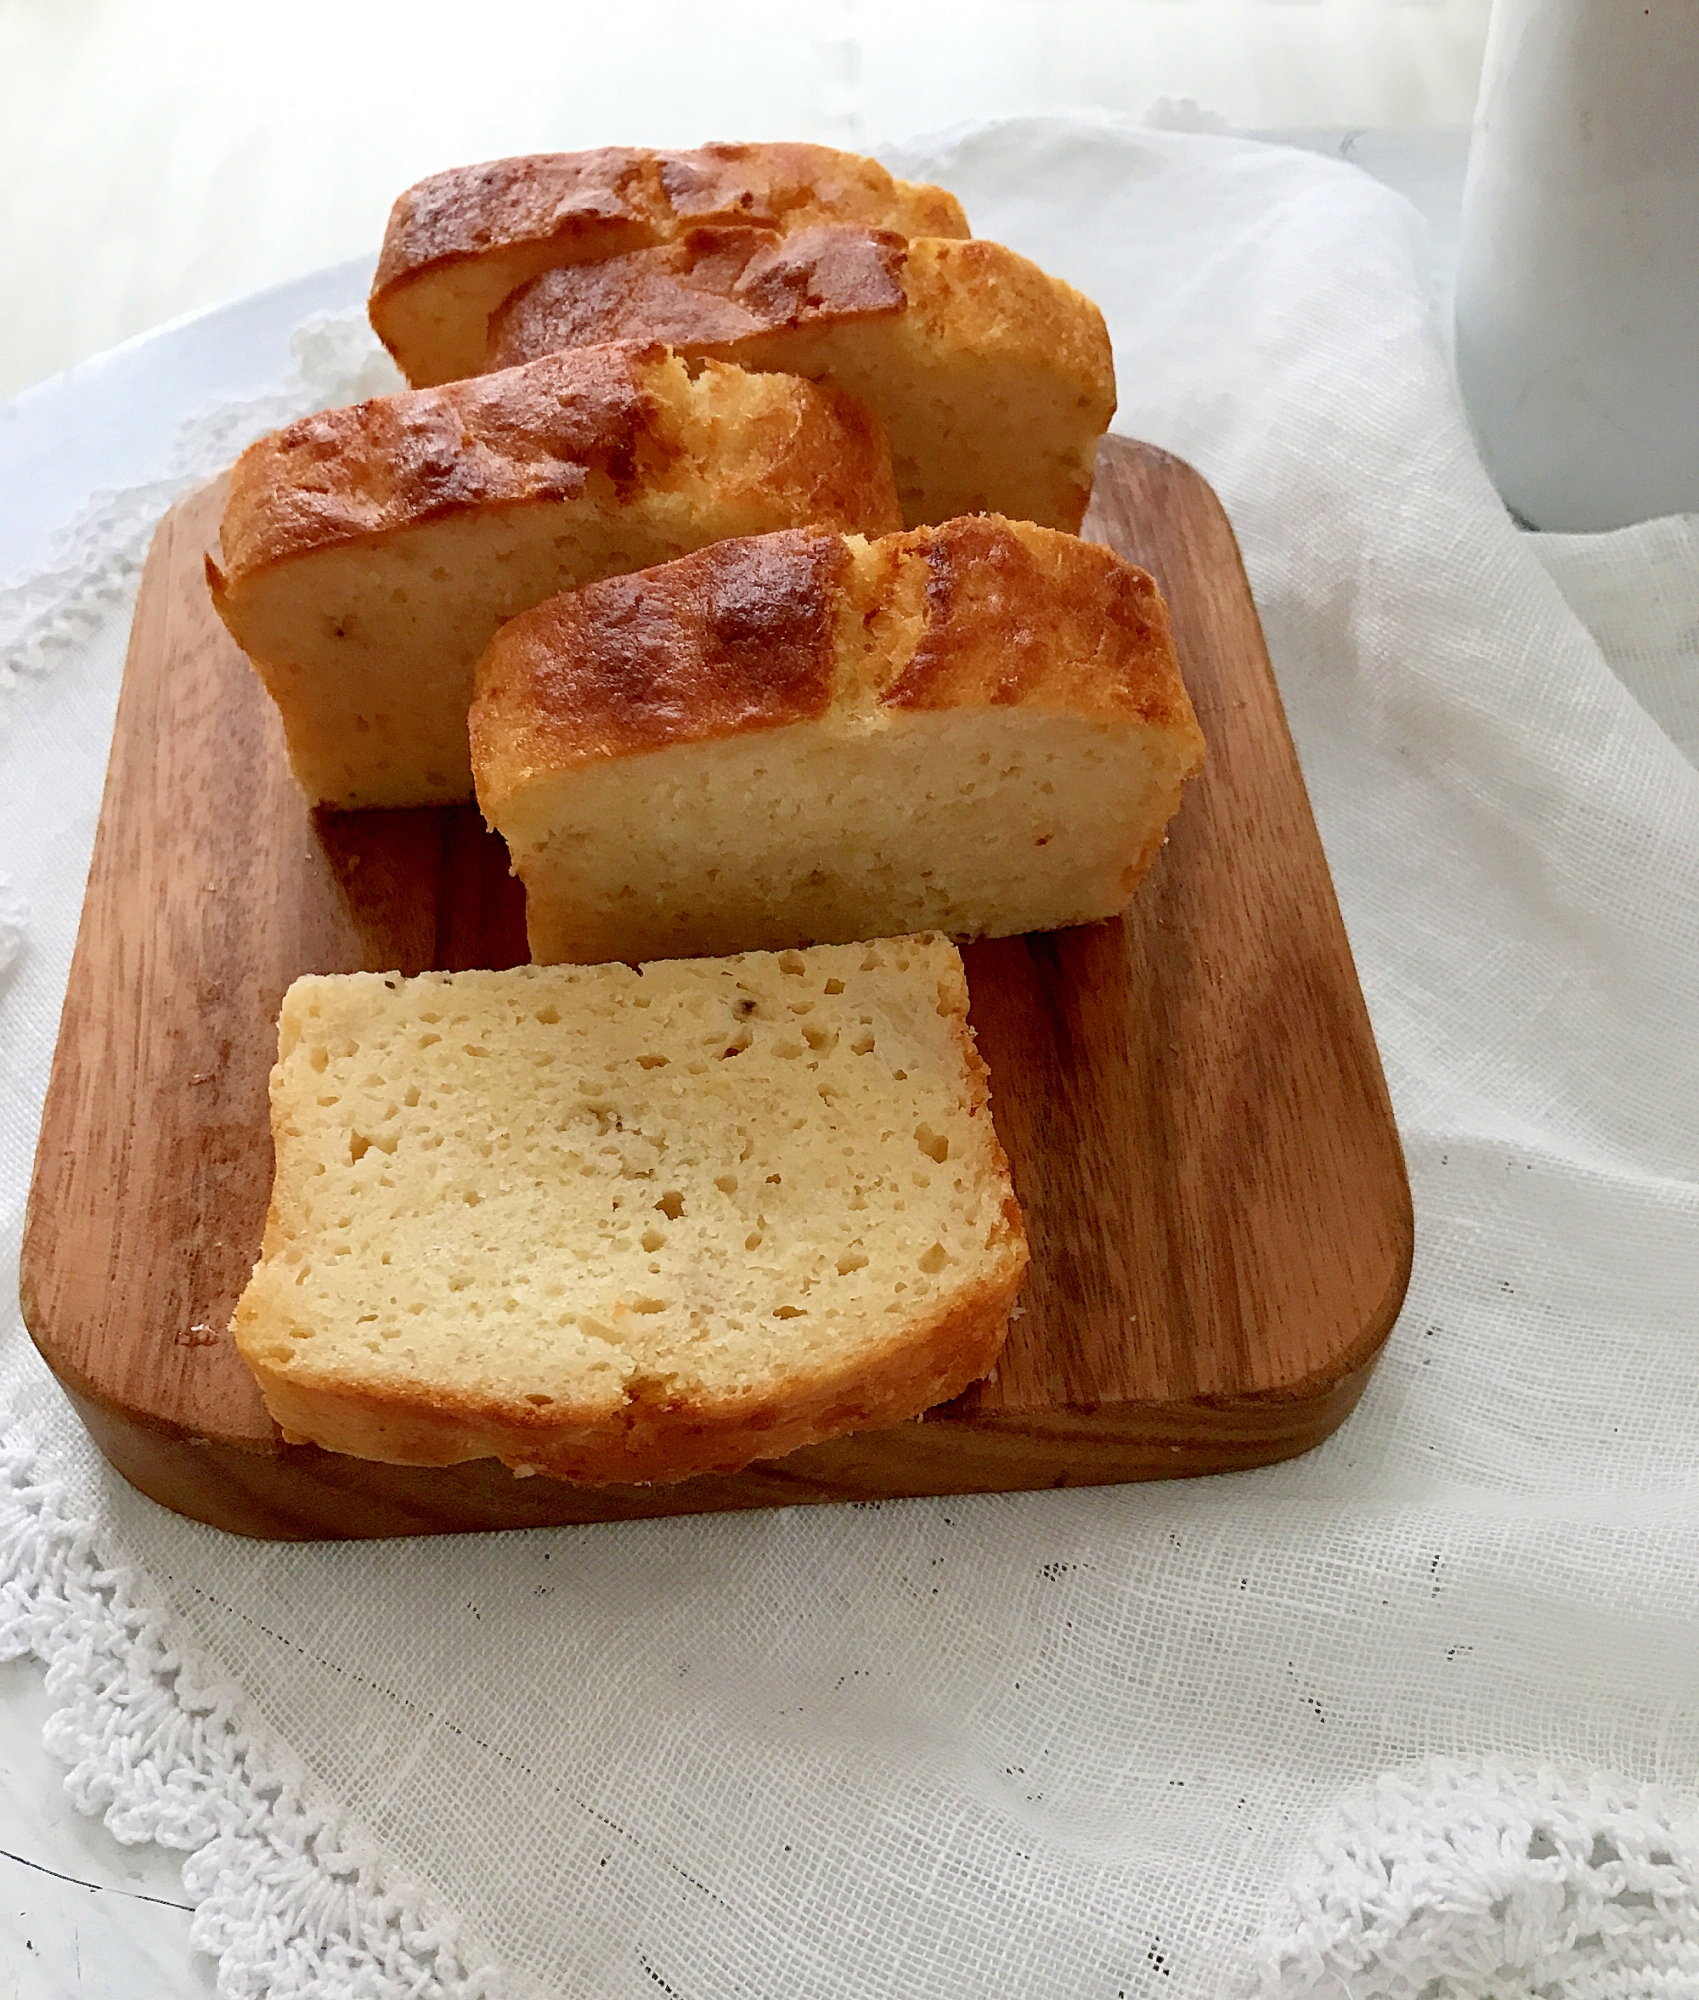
<box><xmin>0</xmin><ymin>312</ymin><xmax>506</xmax><ymax>1997</ymax></box>
<box><xmin>0</xmin><ymin>1429</ymin><xmax>506</xmax><ymax>1997</ymax></box>
<box><xmin>0</xmin><ymin>311</ymin><xmax>400</xmax><ymax>697</ymax></box>
<box><xmin>1241</xmin><ymin>1759</ymin><xmax>1699</xmax><ymax>1999</ymax></box>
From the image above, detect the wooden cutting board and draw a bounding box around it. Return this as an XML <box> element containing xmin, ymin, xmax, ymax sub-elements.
<box><xmin>20</xmin><ymin>437</ymin><xmax>1412</xmax><ymax>1540</ymax></box>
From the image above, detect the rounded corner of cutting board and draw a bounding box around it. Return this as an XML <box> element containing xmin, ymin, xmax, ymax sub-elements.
<box><xmin>1233</xmin><ymin>1192</ymin><xmax>1414</xmax><ymax>1458</ymax></box>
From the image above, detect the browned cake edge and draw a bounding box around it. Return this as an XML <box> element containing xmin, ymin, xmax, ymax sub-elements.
<box><xmin>470</xmin><ymin>516</ymin><xmax>1204</xmax><ymax>810</ymax></box>
<box><xmin>209</xmin><ymin>344</ymin><xmax>669</xmax><ymax>586</ymax></box>
<box><xmin>486</xmin><ymin>223</ymin><xmax>912</xmax><ymax>364</ymax></box>
<box><xmin>484</xmin><ymin>232</ymin><xmax>1114</xmax><ymax>424</ymax></box>
<box><xmin>369</xmin><ymin>142</ymin><xmax>970</xmax><ymax>366</ymax></box>
<box><xmin>245</xmin><ymin>1260</ymin><xmax>1026</xmax><ymax>1485</ymax></box>
<box><xmin>205</xmin><ymin>346</ymin><xmax>901</xmax><ymax>595</ymax></box>
<box><xmin>470</xmin><ymin>526</ymin><xmax>851</xmax><ymax>777</ymax></box>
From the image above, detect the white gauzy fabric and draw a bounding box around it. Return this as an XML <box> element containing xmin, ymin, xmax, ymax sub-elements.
<box><xmin>2</xmin><ymin>119</ymin><xmax>1698</xmax><ymax>2000</ymax></box>
<box><xmin>1530</xmin><ymin>515</ymin><xmax>1699</xmax><ymax>772</ymax></box>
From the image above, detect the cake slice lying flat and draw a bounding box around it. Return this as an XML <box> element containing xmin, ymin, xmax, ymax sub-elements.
<box><xmin>470</xmin><ymin>515</ymin><xmax>1206</xmax><ymax>965</ymax></box>
<box><xmin>232</xmin><ymin>942</ymin><xmax>1027</xmax><ymax>1485</ymax></box>
<box><xmin>206</xmin><ymin>344</ymin><xmax>900</xmax><ymax>808</ymax></box>
<box><xmin>370</xmin><ymin>142</ymin><xmax>969</xmax><ymax>389</ymax></box>
<box><xmin>487</xmin><ymin>226</ymin><xmax>1115</xmax><ymax>532</ymax></box>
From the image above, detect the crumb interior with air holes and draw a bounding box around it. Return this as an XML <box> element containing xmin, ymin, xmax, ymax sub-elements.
<box><xmin>231</xmin><ymin>938</ymin><xmax>1028</xmax><ymax>1485</ymax></box>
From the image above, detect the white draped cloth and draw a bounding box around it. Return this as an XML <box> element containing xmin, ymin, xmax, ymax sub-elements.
<box><xmin>2</xmin><ymin>120</ymin><xmax>1696</xmax><ymax>1999</ymax></box>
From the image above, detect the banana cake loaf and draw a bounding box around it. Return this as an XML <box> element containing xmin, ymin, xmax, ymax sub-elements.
<box><xmin>469</xmin><ymin>515</ymin><xmax>1205</xmax><ymax>966</ymax></box>
<box><xmin>370</xmin><ymin>141</ymin><xmax>969</xmax><ymax>388</ymax></box>
<box><xmin>207</xmin><ymin>343</ymin><xmax>901</xmax><ymax>808</ymax></box>
<box><xmin>232</xmin><ymin>941</ymin><xmax>1028</xmax><ymax>1485</ymax></box>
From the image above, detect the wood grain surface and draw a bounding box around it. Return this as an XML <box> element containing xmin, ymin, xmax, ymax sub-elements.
<box><xmin>20</xmin><ymin>436</ymin><xmax>1412</xmax><ymax>1539</ymax></box>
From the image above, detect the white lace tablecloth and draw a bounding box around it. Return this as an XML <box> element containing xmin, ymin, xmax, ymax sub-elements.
<box><xmin>2</xmin><ymin>119</ymin><xmax>1697</xmax><ymax>2000</ymax></box>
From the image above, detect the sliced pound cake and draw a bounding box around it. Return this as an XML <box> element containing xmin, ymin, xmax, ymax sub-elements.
<box><xmin>470</xmin><ymin>515</ymin><xmax>1206</xmax><ymax>965</ymax></box>
<box><xmin>486</xmin><ymin>225</ymin><xmax>1114</xmax><ymax>532</ymax></box>
<box><xmin>371</xmin><ymin>142</ymin><xmax>969</xmax><ymax>388</ymax></box>
<box><xmin>207</xmin><ymin>344</ymin><xmax>900</xmax><ymax>808</ymax></box>
<box><xmin>232</xmin><ymin>941</ymin><xmax>1027</xmax><ymax>1484</ymax></box>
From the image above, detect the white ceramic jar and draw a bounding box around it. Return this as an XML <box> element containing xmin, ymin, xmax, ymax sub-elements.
<box><xmin>1455</xmin><ymin>0</ymin><xmax>1699</xmax><ymax>530</ymax></box>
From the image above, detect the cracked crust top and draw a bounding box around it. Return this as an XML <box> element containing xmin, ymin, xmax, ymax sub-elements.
<box><xmin>470</xmin><ymin>516</ymin><xmax>1202</xmax><ymax>810</ymax></box>
<box><xmin>370</xmin><ymin>143</ymin><xmax>968</xmax><ymax>385</ymax></box>
<box><xmin>207</xmin><ymin>344</ymin><xmax>902</xmax><ymax>599</ymax></box>
<box><xmin>486</xmin><ymin>223</ymin><xmax>910</xmax><ymax>365</ymax></box>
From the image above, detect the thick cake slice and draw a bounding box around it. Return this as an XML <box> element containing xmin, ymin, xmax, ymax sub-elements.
<box><xmin>370</xmin><ymin>142</ymin><xmax>969</xmax><ymax>388</ymax></box>
<box><xmin>487</xmin><ymin>226</ymin><xmax>1115</xmax><ymax>531</ymax></box>
<box><xmin>206</xmin><ymin>344</ymin><xmax>900</xmax><ymax>808</ymax></box>
<box><xmin>232</xmin><ymin>942</ymin><xmax>1028</xmax><ymax>1485</ymax></box>
<box><xmin>469</xmin><ymin>516</ymin><xmax>1206</xmax><ymax>966</ymax></box>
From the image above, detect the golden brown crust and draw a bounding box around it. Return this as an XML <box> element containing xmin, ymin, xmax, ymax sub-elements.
<box><xmin>470</xmin><ymin>529</ymin><xmax>850</xmax><ymax>774</ymax></box>
<box><xmin>212</xmin><ymin>345</ymin><xmax>669</xmax><ymax>587</ymax></box>
<box><xmin>483</xmin><ymin>231</ymin><xmax>1117</xmax><ymax>534</ymax></box>
<box><xmin>487</xmin><ymin>224</ymin><xmax>910</xmax><ymax>368</ymax></box>
<box><xmin>249</xmin><ymin>1261</ymin><xmax>1024</xmax><ymax>1483</ymax></box>
<box><xmin>472</xmin><ymin>518</ymin><xmax>1202</xmax><ymax>810</ymax></box>
<box><xmin>882</xmin><ymin>515</ymin><xmax>1196</xmax><ymax>732</ymax></box>
<box><xmin>655</xmin><ymin>142</ymin><xmax>967</xmax><ymax>239</ymax></box>
<box><xmin>755</xmin><ymin>378</ymin><xmax>904</xmax><ymax>538</ymax></box>
<box><xmin>375</xmin><ymin>145</ymin><xmax>966</xmax><ymax>292</ymax></box>
<box><xmin>371</xmin><ymin>149</ymin><xmax>658</xmax><ymax>297</ymax></box>
<box><xmin>370</xmin><ymin>143</ymin><xmax>968</xmax><ymax>382</ymax></box>
<box><xmin>209</xmin><ymin>346</ymin><xmax>902</xmax><ymax>608</ymax></box>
